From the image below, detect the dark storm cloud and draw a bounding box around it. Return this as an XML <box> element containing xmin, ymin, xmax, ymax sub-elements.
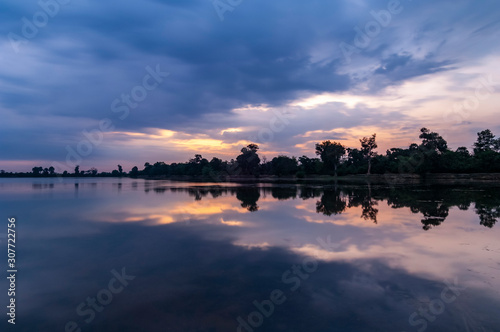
<box><xmin>1</xmin><ymin>0</ymin><xmax>499</xmax><ymax>166</ymax></box>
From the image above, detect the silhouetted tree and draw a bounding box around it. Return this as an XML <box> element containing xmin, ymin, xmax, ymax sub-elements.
<box><xmin>130</xmin><ymin>166</ymin><xmax>139</xmax><ymax>177</ymax></box>
<box><xmin>32</xmin><ymin>166</ymin><xmax>43</xmax><ymax>176</ymax></box>
<box><xmin>209</xmin><ymin>157</ymin><xmax>223</xmax><ymax>172</ymax></box>
<box><xmin>298</xmin><ymin>156</ymin><xmax>321</xmax><ymax>175</ymax></box>
<box><xmin>270</xmin><ymin>156</ymin><xmax>298</xmax><ymax>176</ymax></box>
<box><xmin>315</xmin><ymin>141</ymin><xmax>345</xmax><ymax>176</ymax></box>
<box><xmin>414</xmin><ymin>128</ymin><xmax>449</xmax><ymax>173</ymax></box>
<box><xmin>419</xmin><ymin>128</ymin><xmax>448</xmax><ymax>154</ymax></box>
<box><xmin>456</xmin><ymin>147</ymin><xmax>470</xmax><ymax>156</ymax></box>
<box><xmin>236</xmin><ymin>144</ymin><xmax>260</xmax><ymax>175</ymax></box>
<box><xmin>474</xmin><ymin>129</ymin><xmax>497</xmax><ymax>154</ymax></box>
<box><xmin>190</xmin><ymin>154</ymin><xmax>203</xmax><ymax>164</ymax></box>
<box><xmin>360</xmin><ymin>134</ymin><xmax>377</xmax><ymax>175</ymax></box>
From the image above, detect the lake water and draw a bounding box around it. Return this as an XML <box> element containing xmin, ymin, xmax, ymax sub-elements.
<box><xmin>1</xmin><ymin>178</ymin><xmax>499</xmax><ymax>332</ymax></box>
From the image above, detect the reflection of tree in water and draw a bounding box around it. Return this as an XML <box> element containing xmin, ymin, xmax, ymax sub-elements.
<box><xmin>385</xmin><ymin>186</ymin><xmax>500</xmax><ymax>230</ymax></box>
<box><xmin>316</xmin><ymin>189</ymin><xmax>347</xmax><ymax>216</ymax></box>
<box><xmin>236</xmin><ymin>187</ymin><xmax>260</xmax><ymax>212</ymax></box>
<box><xmin>146</xmin><ymin>184</ymin><xmax>500</xmax><ymax>229</ymax></box>
<box><xmin>270</xmin><ymin>187</ymin><xmax>298</xmax><ymax>200</ymax></box>
<box><xmin>419</xmin><ymin>204</ymin><xmax>449</xmax><ymax>231</ymax></box>
<box><xmin>474</xmin><ymin>195</ymin><xmax>500</xmax><ymax>228</ymax></box>
<box><xmin>153</xmin><ymin>187</ymin><xmax>167</xmax><ymax>194</ymax></box>
<box><xmin>313</xmin><ymin>185</ymin><xmax>500</xmax><ymax>230</ymax></box>
<box><xmin>346</xmin><ymin>187</ymin><xmax>379</xmax><ymax>224</ymax></box>
<box><xmin>299</xmin><ymin>187</ymin><xmax>323</xmax><ymax>200</ymax></box>
<box><xmin>148</xmin><ymin>187</ymin><xmax>230</xmax><ymax>201</ymax></box>
<box><xmin>360</xmin><ymin>198</ymin><xmax>378</xmax><ymax>224</ymax></box>
<box><xmin>476</xmin><ymin>206</ymin><xmax>499</xmax><ymax>228</ymax></box>
<box><xmin>387</xmin><ymin>190</ymin><xmax>451</xmax><ymax>230</ymax></box>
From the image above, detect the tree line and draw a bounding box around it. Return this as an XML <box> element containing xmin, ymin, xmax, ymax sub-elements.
<box><xmin>2</xmin><ymin>128</ymin><xmax>500</xmax><ymax>178</ymax></box>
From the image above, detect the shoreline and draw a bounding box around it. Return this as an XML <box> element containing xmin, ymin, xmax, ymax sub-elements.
<box><xmin>137</xmin><ymin>173</ymin><xmax>500</xmax><ymax>185</ymax></box>
<box><xmin>3</xmin><ymin>173</ymin><xmax>500</xmax><ymax>185</ymax></box>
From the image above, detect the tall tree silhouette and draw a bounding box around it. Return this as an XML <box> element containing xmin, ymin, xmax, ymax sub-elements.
<box><xmin>474</xmin><ymin>129</ymin><xmax>498</xmax><ymax>154</ymax></box>
<box><xmin>315</xmin><ymin>141</ymin><xmax>345</xmax><ymax>176</ymax></box>
<box><xmin>236</xmin><ymin>144</ymin><xmax>260</xmax><ymax>175</ymax></box>
<box><xmin>360</xmin><ymin>134</ymin><xmax>377</xmax><ymax>175</ymax></box>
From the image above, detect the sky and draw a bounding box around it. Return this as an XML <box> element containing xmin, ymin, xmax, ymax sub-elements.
<box><xmin>1</xmin><ymin>0</ymin><xmax>500</xmax><ymax>172</ymax></box>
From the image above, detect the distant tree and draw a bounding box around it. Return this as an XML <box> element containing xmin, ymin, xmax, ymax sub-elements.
<box><xmin>117</xmin><ymin>165</ymin><xmax>123</xmax><ymax>176</ymax></box>
<box><xmin>456</xmin><ymin>147</ymin><xmax>470</xmax><ymax>156</ymax></box>
<box><xmin>247</xmin><ymin>144</ymin><xmax>259</xmax><ymax>152</ymax></box>
<box><xmin>209</xmin><ymin>157</ymin><xmax>223</xmax><ymax>172</ymax></box>
<box><xmin>190</xmin><ymin>154</ymin><xmax>203</xmax><ymax>164</ymax></box>
<box><xmin>360</xmin><ymin>134</ymin><xmax>377</xmax><ymax>175</ymax></box>
<box><xmin>130</xmin><ymin>166</ymin><xmax>139</xmax><ymax>177</ymax></box>
<box><xmin>32</xmin><ymin>166</ymin><xmax>43</xmax><ymax>176</ymax></box>
<box><xmin>419</xmin><ymin>128</ymin><xmax>448</xmax><ymax>154</ymax></box>
<box><xmin>48</xmin><ymin>166</ymin><xmax>55</xmax><ymax>175</ymax></box>
<box><xmin>414</xmin><ymin>128</ymin><xmax>449</xmax><ymax>173</ymax></box>
<box><xmin>74</xmin><ymin>165</ymin><xmax>80</xmax><ymax>176</ymax></box>
<box><xmin>315</xmin><ymin>141</ymin><xmax>345</xmax><ymax>176</ymax></box>
<box><xmin>143</xmin><ymin>162</ymin><xmax>152</xmax><ymax>175</ymax></box>
<box><xmin>270</xmin><ymin>156</ymin><xmax>298</xmax><ymax>176</ymax></box>
<box><xmin>185</xmin><ymin>155</ymin><xmax>208</xmax><ymax>176</ymax></box>
<box><xmin>473</xmin><ymin>129</ymin><xmax>497</xmax><ymax>154</ymax></box>
<box><xmin>89</xmin><ymin>167</ymin><xmax>98</xmax><ymax>176</ymax></box>
<box><xmin>236</xmin><ymin>144</ymin><xmax>261</xmax><ymax>175</ymax></box>
<box><xmin>203</xmin><ymin>157</ymin><xmax>224</xmax><ymax>180</ymax></box>
<box><xmin>343</xmin><ymin>148</ymin><xmax>365</xmax><ymax>174</ymax></box>
<box><xmin>298</xmin><ymin>156</ymin><xmax>321</xmax><ymax>175</ymax></box>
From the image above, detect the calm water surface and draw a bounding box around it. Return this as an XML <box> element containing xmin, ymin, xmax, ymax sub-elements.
<box><xmin>1</xmin><ymin>178</ymin><xmax>499</xmax><ymax>332</ymax></box>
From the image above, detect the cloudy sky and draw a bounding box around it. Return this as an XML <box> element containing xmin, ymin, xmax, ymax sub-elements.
<box><xmin>1</xmin><ymin>0</ymin><xmax>499</xmax><ymax>172</ymax></box>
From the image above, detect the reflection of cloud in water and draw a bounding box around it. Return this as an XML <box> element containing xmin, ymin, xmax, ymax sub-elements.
<box><xmin>16</xmin><ymin>221</ymin><xmax>500</xmax><ymax>331</ymax></box>
<box><xmin>66</xmin><ymin>182</ymin><xmax>500</xmax><ymax>293</ymax></box>
<box><xmin>3</xmin><ymin>179</ymin><xmax>500</xmax><ymax>331</ymax></box>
